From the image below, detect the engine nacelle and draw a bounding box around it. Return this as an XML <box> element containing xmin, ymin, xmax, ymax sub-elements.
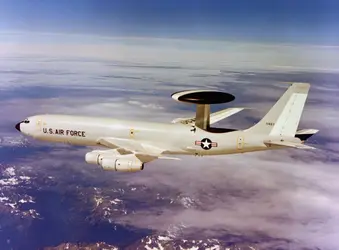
<box><xmin>85</xmin><ymin>150</ymin><xmax>119</xmax><ymax>165</ymax></box>
<box><xmin>85</xmin><ymin>151</ymin><xmax>101</xmax><ymax>165</ymax></box>
<box><xmin>100</xmin><ymin>157</ymin><xmax>144</xmax><ymax>172</ymax></box>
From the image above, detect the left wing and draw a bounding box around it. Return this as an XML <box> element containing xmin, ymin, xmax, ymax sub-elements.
<box><xmin>172</xmin><ymin>107</ymin><xmax>246</xmax><ymax>125</ymax></box>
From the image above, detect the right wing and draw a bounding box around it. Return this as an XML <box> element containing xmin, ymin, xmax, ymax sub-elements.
<box><xmin>97</xmin><ymin>137</ymin><xmax>181</xmax><ymax>163</ymax></box>
<box><xmin>171</xmin><ymin>107</ymin><xmax>246</xmax><ymax>125</ymax></box>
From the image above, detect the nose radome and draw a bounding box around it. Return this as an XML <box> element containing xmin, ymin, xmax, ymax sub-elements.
<box><xmin>15</xmin><ymin>122</ymin><xmax>21</xmax><ymax>132</ymax></box>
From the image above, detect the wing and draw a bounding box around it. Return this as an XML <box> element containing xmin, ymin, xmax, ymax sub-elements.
<box><xmin>171</xmin><ymin>107</ymin><xmax>246</xmax><ymax>125</ymax></box>
<box><xmin>97</xmin><ymin>137</ymin><xmax>181</xmax><ymax>163</ymax></box>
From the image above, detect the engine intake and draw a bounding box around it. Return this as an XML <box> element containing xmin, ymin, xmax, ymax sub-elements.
<box><xmin>85</xmin><ymin>151</ymin><xmax>101</xmax><ymax>165</ymax></box>
<box><xmin>85</xmin><ymin>149</ymin><xmax>120</xmax><ymax>165</ymax></box>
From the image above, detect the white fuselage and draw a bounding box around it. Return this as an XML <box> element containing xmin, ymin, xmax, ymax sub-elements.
<box><xmin>16</xmin><ymin>114</ymin><xmax>288</xmax><ymax>156</ymax></box>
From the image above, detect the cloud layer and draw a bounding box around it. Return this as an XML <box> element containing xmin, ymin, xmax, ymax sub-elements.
<box><xmin>1</xmin><ymin>33</ymin><xmax>339</xmax><ymax>71</ymax></box>
<box><xmin>0</xmin><ymin>45</ymin><xmax>338</xmax><ymax>249</ymax></box>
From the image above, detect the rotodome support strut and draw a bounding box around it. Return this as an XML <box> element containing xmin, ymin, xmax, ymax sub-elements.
<box><xmin>171</xmin><ymin>90</ymin><xmax>235</xmax><ymax>130</ymax></box>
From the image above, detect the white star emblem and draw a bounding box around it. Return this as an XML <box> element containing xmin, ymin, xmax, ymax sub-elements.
<box><xmin>195</xmin><ymin>138</ymin><xmax>217</xmax><ymax>150</ymax></box>
<box><xmin>201</xmin><ymin>139</ymin><xmax>211</xmax><ymax>149</ymax></box>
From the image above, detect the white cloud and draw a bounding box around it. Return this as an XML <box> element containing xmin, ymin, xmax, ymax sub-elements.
<box><xmin>112</xmin><ymin>152</ymin><xmax>339</xmax><ymax>249</ymax></box>
<box><xmin>128</xmin><ymin>100</ymin><xmax>164</xmax><ymax>110</ymax></box>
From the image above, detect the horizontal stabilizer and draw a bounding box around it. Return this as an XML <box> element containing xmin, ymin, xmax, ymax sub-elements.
<box><xmin>295</xmin><ymin>129</ymin><xmax>319</xmax><ymax>142</ymax></box>
<box><xmin>172</xmin><ymin>107</ymin><xmax>246</xmax><ymax>125</ymax></box>
<box><xmin>296</xmin><ymin>129</ymin><xmax>319</xmax><ymax>135</ymax></box>
<box><xmin>264</xmin><ymin>140</ymin><xmax>316</xmax><ymax>150</ymax></box>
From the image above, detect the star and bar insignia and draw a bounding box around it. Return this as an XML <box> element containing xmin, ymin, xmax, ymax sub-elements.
<box><xmin>195</xmin><ymin>138</ymin><xmax>218</xmax><ymax>150</ymax></box>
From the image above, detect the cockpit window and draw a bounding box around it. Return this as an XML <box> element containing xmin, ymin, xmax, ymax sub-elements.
<box><xmin>23</xmin><ymin>119</ymin><xmax>30</xmax><ymax>124</ymax></box>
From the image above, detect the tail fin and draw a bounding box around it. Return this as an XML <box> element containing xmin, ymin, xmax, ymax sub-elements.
<box><xmin>246</xmin><ymin>83</ymin><xmax>310</xmax><ymax>137</ymax></box>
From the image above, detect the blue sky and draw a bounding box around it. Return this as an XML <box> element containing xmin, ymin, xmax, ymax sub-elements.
<box><xmin>0</xmin><ymin>0</ymin><xmax>338</xmax><ymax>44</ymax></box>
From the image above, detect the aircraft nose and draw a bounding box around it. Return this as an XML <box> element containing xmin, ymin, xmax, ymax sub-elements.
<box><xmin>15</xmin><ymin>122</ymin><xmax>21</xmax><ymax>132</ymax></box>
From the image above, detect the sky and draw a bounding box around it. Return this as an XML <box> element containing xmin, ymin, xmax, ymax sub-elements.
<box><xmin>0</xmin><ymin>0</ymin><xmax>338</xmax><ymax>44</ymax></box>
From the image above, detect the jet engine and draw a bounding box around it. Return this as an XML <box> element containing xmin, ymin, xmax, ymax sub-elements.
<box><xmin>85</xmin><ymin>150</ymin><xmax>144</xmax><ymax>172</ymax></box>
<box><xmin>85</xmin><ymin>150</ymin><xmax>110</xmax><ymax>165</ymax></box>
<box><xmin>100</xmin><ymin>157</ymin><xmax>144</xmax><ymax>172</ymax></box>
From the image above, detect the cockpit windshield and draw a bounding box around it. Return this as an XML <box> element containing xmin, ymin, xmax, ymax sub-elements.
<box><xmin>23</xmin><ymin>119</ymin><xmax>30</xmax><ymax>124</ymax></box>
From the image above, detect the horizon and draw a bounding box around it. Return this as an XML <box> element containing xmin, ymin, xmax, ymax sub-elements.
<box><xmin>0</xmin><ymin>0</ymin><xmax>339</xmax><ymax>45</ymax></box>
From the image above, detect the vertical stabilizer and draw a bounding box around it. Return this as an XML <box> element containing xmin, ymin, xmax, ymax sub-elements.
<box><xmin>247</xmin><ymin>83</ymin><xmax>310</xmax><ymax>137</ymax></box>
